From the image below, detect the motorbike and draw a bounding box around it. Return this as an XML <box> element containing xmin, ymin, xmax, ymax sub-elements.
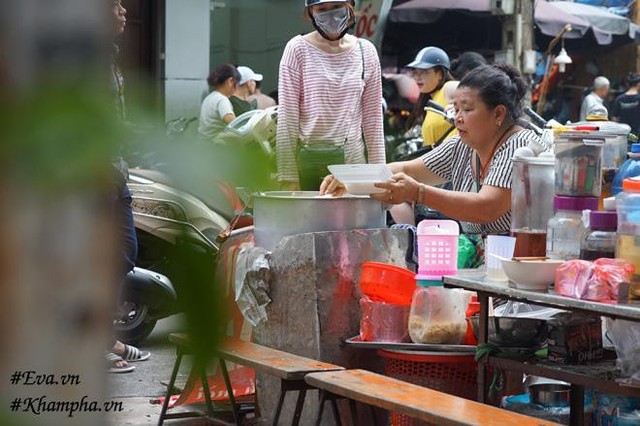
<box><xmin>116</xmin><ymin>267</ymin><xmax>177</xmax><ymax>345</ymax></box>
<box><xmin>115</xmin><ymin>108</ymin><xmax>277</xmax><ymax>344</ymax></box>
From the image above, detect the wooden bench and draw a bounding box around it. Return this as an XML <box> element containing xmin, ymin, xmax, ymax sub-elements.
<box><xmin>305</xmin><ymin>369</ymin><xmax>562</xmax><ymax>426</ymax></box>
<box><xmin>158</xmin><ymin>333</ymin><xmax>344</xmax><ymax>426</ymax></box>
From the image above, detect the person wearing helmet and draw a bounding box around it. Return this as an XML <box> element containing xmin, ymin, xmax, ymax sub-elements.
<box><xmin>405</xmin><ymin>47</ymin><xmax>458</xmax><ymax>148</ymax></box>
<box><xmin>275</xmin><ymin>0</ymin><xmax>385</xmax><ymax>190</ymax></box>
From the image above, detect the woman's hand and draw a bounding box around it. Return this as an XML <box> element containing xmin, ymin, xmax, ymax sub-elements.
<box><xmin>319</xmin><ymin>175</ymin><xmax>347</xmax><ymax>196</ymax></box>
<box><xmin>372</xmin><ymin>173</ymin><xmax>421</xmax><ymax>204</ymax></box>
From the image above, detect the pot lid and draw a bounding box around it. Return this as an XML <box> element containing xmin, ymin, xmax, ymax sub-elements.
<box><xmin>511</xmin><ymin>155</ymin><xmax>554</xmax><ymax>165</ymax></box>
<box><xmin>568</xmin><ymin>121</ymin><xmax>631</xmax><ymax>136</ymax></box>
<box><xmin>253</xmin><ymin>191</ymin><xmax>371</xmax><ymax>200</ymax></box>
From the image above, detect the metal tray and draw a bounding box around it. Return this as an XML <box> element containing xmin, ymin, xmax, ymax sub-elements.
<box><xmin>344</xmin><ymin>336</ymin><xmax>476</xmax><ymax>353</ymax></box>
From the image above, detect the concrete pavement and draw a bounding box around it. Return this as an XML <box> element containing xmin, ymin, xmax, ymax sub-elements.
<box><xmin>106</xmin><ymin>314</ymin><xmax>208</xmax><ymax>426</ymax></box>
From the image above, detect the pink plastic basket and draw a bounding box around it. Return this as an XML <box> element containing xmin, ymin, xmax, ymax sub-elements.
<box><xmin>416</xmin><ymin>220</ymin><xmax>459</xmax><ymax>280</ymax></box>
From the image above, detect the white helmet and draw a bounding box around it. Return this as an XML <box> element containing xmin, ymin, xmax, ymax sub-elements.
<box><xmin>305</xmin><ymin>0</ymin><xmax>349</xmax><ymax>6</ymax></box>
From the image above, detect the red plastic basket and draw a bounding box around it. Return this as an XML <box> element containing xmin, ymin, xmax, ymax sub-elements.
<box><xmin>378</xmin><ymin>349</ymin><xmax>477</xmax><ymax>426</ymax></box>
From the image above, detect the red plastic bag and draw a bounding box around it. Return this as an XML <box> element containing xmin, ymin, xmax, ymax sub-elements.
<box><xmin>555</xmin><ymin>258</ymin><xmax>635</xmax><ymax>302</ymax></box>
<box><xmin>591</xmin><ymin>258</ymin><xmax>636</xmax><ymax>301</ymax></box>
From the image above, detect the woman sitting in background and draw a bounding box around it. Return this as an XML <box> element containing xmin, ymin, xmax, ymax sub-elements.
<box><xmin>198</xmin><ymin>64</ymin><xmax>240</xmax><ymax>139</ymax></box>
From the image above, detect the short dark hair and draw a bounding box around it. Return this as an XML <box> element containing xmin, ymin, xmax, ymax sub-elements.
<box><xmin>458</xmin><ymin>63</ymin><xmax>527</xmax><ymax>121</ymax></box>
<box><xmin>627</xmin><ymin>72</ymin><xmax>640</xmax><ymax>86</ymax></box>
<box><xmin>206</xmin><ymin>64</ymin><xmax>240</xmax><ymax>88</ymax></box>
<box><xmin>450</xmin><ymin>51</ymin><xmax>487</xmax><ymax>80</ymax></box>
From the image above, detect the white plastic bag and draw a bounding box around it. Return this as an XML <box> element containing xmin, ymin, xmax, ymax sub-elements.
<box><xmin>606</xmin><ymin>318</ymin><xmax>640</xmax><ymax>384</ymax></box>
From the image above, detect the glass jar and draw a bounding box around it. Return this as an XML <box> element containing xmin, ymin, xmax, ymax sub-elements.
<box><xmin>547</xmin><ymin>196</ymin><xmax>599</xmax><ymax>260</ymax></box>
<box><xmin>616</xmin><ymin>176</ymin><xmax>640</xmax><ymax>300</ymax></box>
<box><xmin>511</xmin><ymin>154</ymin><xmax>555</xmax><ymax>257</ymax></box>
<box><xmin>580</xmin><ymin>210</ymin><xmax>617</xmax><ymax>260</ymax></box>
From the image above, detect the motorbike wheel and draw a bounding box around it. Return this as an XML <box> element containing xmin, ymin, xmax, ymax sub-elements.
<box><xmin>114</xmin><ymin>298</ymin><xmax>157</xmax><ymax>345</ymax></box>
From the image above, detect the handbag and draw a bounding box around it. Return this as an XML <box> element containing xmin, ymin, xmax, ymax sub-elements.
<box><xmin>296</xmin><ymin>142</ymin><xmax>345</xmax><ymax>191</ymax></box>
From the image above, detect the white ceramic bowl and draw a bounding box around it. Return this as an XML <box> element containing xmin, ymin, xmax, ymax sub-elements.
<box><xmin>500</xmin><ymin>259</ymin><xmax>564</xmax><ymax>291</ymax></box>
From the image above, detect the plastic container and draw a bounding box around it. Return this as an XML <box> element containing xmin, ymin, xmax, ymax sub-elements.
<box><xmin>378</xmin><ymin>349</ymin><xmax>477</xmax><ymax>425</ymax></box>
<box><xmin>408</xmin><ymin>286</ymin><xmax>470</xmax><ymax>344</ymax></box>
<box><xmin>546</xmin><ymin>196</ymin><xmax>599</xmax><ymax>260</ymax></box>
<box><xmin>573</xmin><ymin>120</ymin><xmax>631</xmax><ymax>169</ymax></box>
<box><xmin>612</xmin><ymin>143</ymin><xmax>640</xmax><ymax>196</ymax></box>
<box><xmin>416</xmin><ymin>219</ymin><xmax>459</xmax><ymax>281</ymax></box>
<box><xmin>359</xmin><ymin>262</ymin><xmax>416</xmax><ymax>305</ymax></box>
<box><xmin>579</xmin><ymin>210</ymin><xmax>617</xmax><ymax>261</ymax></box>
<box><xmin>359</xmin><ymin>296</ymin><xmax>410</xmax><ymax>343</ymax></box>
<box><xmin>554</xmin><ymin>131</ymin><xmax>604</xmax><ymax>197</ymax></box>
<box><xmin>616</xmin><ymin>177</ymin><xmax>640</xmax><ymax>300</ymax></box>
<box><xmin>327</xmin><ymin>163</ymin><xmax>392</xmax><ymax>195</ymax></box>
<box><xmin>511</xmin><ymin>154</ymin><xmax>555</xmax><ymax>257</ymax></box>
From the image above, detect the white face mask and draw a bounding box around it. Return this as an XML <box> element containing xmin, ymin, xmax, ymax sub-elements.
<box><xmin>312</xmin><ymin>7</ymin><xmax>350</xmax><ymax>39</ymax></box>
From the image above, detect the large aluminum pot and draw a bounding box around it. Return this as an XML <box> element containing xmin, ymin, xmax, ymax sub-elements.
<box><xmin>253</xmin><ymin>191</ymin><xmax>386</xmax><ymax>250</ymax></box>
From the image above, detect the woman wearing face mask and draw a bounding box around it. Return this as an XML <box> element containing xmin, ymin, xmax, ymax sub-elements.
<box><xmin>405</xmin><ymin>46</ymin><xmax>459</xmax><ymax>148</ymax></box>
<box><xmin>276</xmin><ymin>0</ymin><xmax>385</xmax><ymax>191</ymax></box>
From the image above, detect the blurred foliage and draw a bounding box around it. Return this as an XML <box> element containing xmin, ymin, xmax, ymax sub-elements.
<box><xmin>0</xmin><ymin>79</ymin><xmax>121</xmax><ymax>191</ymax></box>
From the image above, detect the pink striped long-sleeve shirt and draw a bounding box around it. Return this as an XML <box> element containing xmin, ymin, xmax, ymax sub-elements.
<box><xmin>276</xmin><ymin>35</ymin><xmax>386</xmax><ymax>183</ymax></box>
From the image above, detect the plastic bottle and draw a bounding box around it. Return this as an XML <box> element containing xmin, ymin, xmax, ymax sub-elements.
<box><xmin>616</xmin><ymin>177</ymin><xmax>640</xmax><ymax>300</ymax></box>
<box><xmin>612</xmin><ymin>143</ymin><xmax>640</xmax><ymax>196</ymax></box>
<box><xmin>580</xmin><ymin>210</ymin><xmax>617</xmax><ymax>260</ymax></box>
<box><xmin>463</xmin><ymin>295</ymin><xmax>480</xmax><ymax>345</ymax></box>
<box><xmin>547</xmin><ymin>196</ymin><xmax>599</xmax><ymax>260</ymax></box>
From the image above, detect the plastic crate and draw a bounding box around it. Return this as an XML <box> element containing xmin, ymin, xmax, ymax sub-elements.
<box><xmin>416</xmin><ymin>220</ymin><xmax>459</xmax><ymax>280</ymax></box>
<box><xmin>378</xmin><ymin>349</ymin><xmax>477</xmax><ymax>426</ymax></box>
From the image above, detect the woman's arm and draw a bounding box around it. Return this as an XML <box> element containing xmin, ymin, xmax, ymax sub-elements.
<box><xmin>418</xmin><ymin>183</ymin><xmax>511</xmax><ymax>223</ymax></box>
<box><xmin>276</xmin><ymin>41</ymin><xmax>302</xmax><ymax>185</ymax></box>
<box><xmin>373</xmin><ymin>174</ymin><xmax>511</xmax><ymax>224</ymax></box>
<box><xmin>222</xmin><ymin>113</ymin><xmax>235</xmax><ymax>125</ymax></box>
<box><xmin>360</xmin><ymin>41</ymin><xmax>385</xmax><ymax>164</ymax></box>
<box><xmin>388</xmin><ymin>158</ymin><xmax>447</xmax><ymax>186</ymax></box>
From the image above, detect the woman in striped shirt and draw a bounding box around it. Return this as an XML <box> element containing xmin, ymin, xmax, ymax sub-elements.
<box><xmin>276</xmin><ymin>0</ymin><xmax>385</xmax><ymax>191</ymax></box>
<box><xmin>322</xmin><ymin>64</ymin><xmax>541</xmax><ymax>238</ymax></box>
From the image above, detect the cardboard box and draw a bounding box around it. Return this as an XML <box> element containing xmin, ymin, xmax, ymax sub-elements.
<box><xmin>547</xmin><ymin>312</ymin><xmax>603</xmax><ymax>364</ymax></box>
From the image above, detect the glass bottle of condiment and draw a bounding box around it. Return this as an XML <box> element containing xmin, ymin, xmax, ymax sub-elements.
<box><xmin>547</xmin><ymin>196</ymin><xmax>599</xmax><ymax>260</ymax></box>
<box><xmin>580</xmin><ymin>210</ymin><xmax>618</xmax><ymax>260</ymax></box>
<box><xmin>616</xmin><ymin>177</ymin><xmax>640</xmax><ymax>300</ymax></box>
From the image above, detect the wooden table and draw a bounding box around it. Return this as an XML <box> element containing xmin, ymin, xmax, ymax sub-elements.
<box><xmin>443</xmin><ymin>271</ymin><xmax>640</xmax><ymax>426</ymax></box>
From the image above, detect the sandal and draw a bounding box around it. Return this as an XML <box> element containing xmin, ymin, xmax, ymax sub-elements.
<box><xmin>106</xmin><ymin>352</ymin><xmax>135</xmax><ymax>374</ymax></box>
<box><xmin>120</xmin><ymin>344</ymin><xmax>151</xmax><ymax>362</ymax></box>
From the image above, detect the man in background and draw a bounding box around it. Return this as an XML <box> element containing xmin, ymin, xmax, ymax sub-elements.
<box><xmin>249</xmin><ymin>80</ymin><xmax>277</xmax><ymax>109</ymax></box>
<box><xmin>611</xmin><ymin>72</ymin><xmax>640</xmax><ymax>136</ymax></box>
<box><xmin>580</xmin><ymin>76</ymin><xmax>610</xmax><ymax>121</ymax></box>
<box><xmin>230</xmin><ymin>65</ymin><xmax>263</xmax><ymax>116</ymax></box>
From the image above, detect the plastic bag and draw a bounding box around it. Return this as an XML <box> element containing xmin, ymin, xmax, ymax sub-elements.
<box><xmin>234</xmin><ymin>245</ymin><xmax>271</xmax><ymax>327</ymax></box>
<box><xmin>458</xmin><ymin>234</ymin><xmax>476</xmax><ymax>269</ymax></box>
<box><xmin>591</xmin><ymin>258</ymin><xmax>635</xmax><ymax>301</ymax></box>
<box><xmin>554</xmin><ymin>258</ymin><xmax>635</xmax><ymax>302</ymax></box>
<box><xmin>494</xmin><ymin>300</ymin><xmax>565</xmax><ymax>320</ymax></box>
<box><xmin>359</xmin><ymin>296</ymin><xmax>410</xmax><ymax>343</ymax></box>
<box><xmin>605</xmin><ymin>318</ymin><xmax>640</xmax><ymax>384</ymax></box>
